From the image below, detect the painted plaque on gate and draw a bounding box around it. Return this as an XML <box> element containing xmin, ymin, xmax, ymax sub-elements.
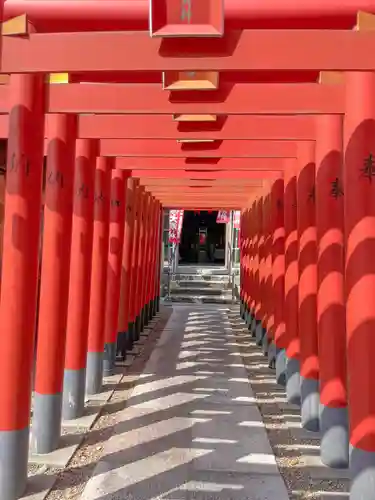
<box><xmin>149</xmin><ymin>0</ymin><xmax>224</xmax><ymax>37</ymax></box>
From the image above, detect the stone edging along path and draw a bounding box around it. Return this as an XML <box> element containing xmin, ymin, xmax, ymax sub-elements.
<box><xmin>23</xmin><ymin>306</ymin><xmax>172</xmax><ymax>500</ymax></box>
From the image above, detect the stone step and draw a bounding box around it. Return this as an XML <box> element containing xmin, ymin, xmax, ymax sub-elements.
<box><xmin>171</xmin><ymin>287</ymin><xmax>225</xmax><ymax>296</ymax></box>
<box><xmin>168</xmin><ymin>294</ymin><xmax>235</xmax><ymax>305</ymax></box>
<box><xmin>174</xmin><ymin>280</ymin><xmax>229</xmax><ymax>290</ymax></box>
<box><xmin>172</xmin><ymin>273</ymin><xmax>229</xmax><ymax>282</ymax></box>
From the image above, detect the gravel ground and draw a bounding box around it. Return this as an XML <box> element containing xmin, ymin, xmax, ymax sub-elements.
<box><xmin>41</xmin><ymin>306</ymin><xmax>172</xmax><ymax>500</ymax></box>
<box><xmin>228</xmin><ymin>309</ymin><xmax>350</xmax><ymax>500</ymax></box>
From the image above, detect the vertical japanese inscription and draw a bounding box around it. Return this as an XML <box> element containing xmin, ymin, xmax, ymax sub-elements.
<box><xmin>361</xmin><ymin>153</ymin><xmax>375</xmax><ymax>182</ymax></box>
<box><xmin>181</xmin><ymin>0</ymin><xmax>192</xmax><ymax>23</ymax></box>
<box><xmin>47</xmin><ymin>170</ymin><xmax>64</xmax><ymax>188</ymax></box>
<box><xmin>94</xmin><ymin>190</ymin><xmax>104</xmax><ymax>203</ymax></box>
<box><xmin>8</xmin><ymin>153</ymin><xmax>30</xmax><ymax>177</ymax></box>
<box><xmin>330</xmin><ymin>177</ymin><xmax>344</xmax><ymax>199</ymax></box>
<box><xmin>76</xmin><ymin>183</ymin><xmax>89</xmax><ymax>199</ymax></box>
<box><xmin>111</xmin><ymin>199</ymin><xmax>121</xmax><ymax>208</ymax></box>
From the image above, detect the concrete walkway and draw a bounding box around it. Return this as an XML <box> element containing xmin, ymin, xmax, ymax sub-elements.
<box><xmin>80</xmin><ymin>305</ymin><xmax>289</xmax><ymax>500</ymax></box>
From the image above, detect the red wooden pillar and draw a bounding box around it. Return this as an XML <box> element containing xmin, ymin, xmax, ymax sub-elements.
<box><xmin>117</xmin><ymin>178</ymin><xmax>136</xmax><ymax>358</ymax></box>
<box><xmin>63</xmin><ymin>138</ymin><xmax>97</xmax><ymax>420</ymax></box>
<box><xmin>153</xmin><ymin>202</ymin><xmax>162</xmax><ymax>315</ymax></box>
<box><xmin>248</xmin><ymin>206</ymin><xmax>256</xmax><ymax>328</ymax></box>
<box><xmin>255</xmin><ymin>197</ymin><xmax>266</xmax><ymax>345</ymax></box>
<box><xmin>154</xmin><ymin>203</ymin><xmax>164</xmax><ymax>313</ymax></box>
<box><xmin>297</xmin><ymin>141</ymin><xmax>319</xmax><ymax>432</ymax></box>
<box><xmin>143</xmin><ymin>198</ymin><xmax>154</xmax><ymax>324</ymax></box>
<box><xmin>344</xmin><ymin>72</ymin><xmax>375</xmax><ymax>498</ymax></box>
<box><xmin>0</xmin><ymin>74</ymin><xmax>45</xmax><ymax>500</ymax></box>
<box><xmin>248</xmin><ymin>204</ymin><xmax>256</xmax><ymax>331</ymax></box>
<box><xmin>261</xmin><ymin>194</ymin><xmax>269</xmax><ymax>351</ymax></box>
<box><xmin>315</xmin><ymin>114</ymin><xmax>348</xmax><ymax>468</ymax></box>
<box><xmin>139</xmin><ymin>194</ymin><xmax>152</xmax><ymax>331</ymax></box>
<box><xmin>152</xmin><ymin>202</ymin><xmax>162</xmax><ymax>317</ymax></box>
<box><xmin>146</xmin><ymin>199</ymin><xmax>159</xmax><ymax>322</ymax></box>
<box><xmin>262</xmin><ymin>191</ymin><xmax>273</xmax><ymax>357</ymax></box>
<box><xmin>244</xmin><ymin>208</ymin><xmax>251</xmax><ymax>326</ymax></box>
<box><xmin>250</xmin><ymin>201</ymin><xmax>259</xmax><ymax>335</ymax></box>
<box><xmin>103</xmin><ymin>169</ymin><xmax>128</xmax><ymax>375</ymax></box>
<box><xmin>239</xmin><ymin>210</ymin><xmax>246</xmax><ymax>319</ymax></box>
<box><xmin>284</xmin><ymin>158</ymin><xmax>300</xmax><ymax>405</ymax></box>
<box><xmin>128</xmin><ymin>183</ymin><xmax>142</xmax><ymax>345</ymax></box>
<box><xmin>270</xmin><ymin>178</ymin><xmax>286</xmax><ymax>384</ymax></box>
<box><xmin>32</xmin><ymin>114</ymin><xmax>77</xmax><ymax>454</ymax></box>
<box><xmin>85</xmin><ymin>157</ymin><xmax>112</xmax><ymax>394</ymax></box>
<box><xmin>132</xmin><ymin>187</ymin><xmax>146</xmax><ymax>341</ymax></box>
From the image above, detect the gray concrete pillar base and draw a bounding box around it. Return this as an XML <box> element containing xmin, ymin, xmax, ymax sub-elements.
<box><xmin>255</xmin><ymin>322</ymin><xmax>265</xmax><ymax>346</ymax></box>
<box><xmin>0</xmin><ymin>426</ymin><xmax>29</xmax><ymax>500</ymax></box>
<box><xmin>240</xmin><ymin>301</ymin><xmax>244</xmax><ymax>319</ymax></box>
<box><xmin>31</xmin><ymin>392</ymin><xmax>62</xmax><ymax>454</ymax></box>
<box><xmin>156</xmin><ymin>295</ymin><xmax>160</xmax><ymax>312</ymax></box>
<box><xmin>320</xmin><ymin>404</ymin><xmax>349</xmax><ymax>468</ymax></box>
<box><xmin>103</xmin><ymin>342</ymin><xmax>116</xmax><ymax>376</ymax></box>
<box><xmin>128</xmin><ymin>322</ymin><xmax>135</xmax><ymax>350</ymax></box>
<box><xmin>244</xmin><ymin>309</ymin><xmax>249</xmax><ymax>326</ymax></box>
<box><xmin>135</xmin><ymin>315</ymin><xmax>141</xmax><ymax>341</ymax></box>
<box><xmin>275</xmin><ymin>348</ymin><xmax>287</xmax><ymax>386</ymax></box>
<box><xmin>62</xmin><ymin>368</ymin><xmax>86</xmax><ymax>420</ymax></box>
<box><xmin>116</xmin><ymin>331</ymin><xmax>127</xmax><ymax>361</ymax></box>
<box><xmin>247</xmin><ymin>310</ymin><xmax>254</xmax><ymax>331</ymax></box>
<box><xmin>267</xmin><ymin>341</ymin><xmax>276</xmax><ymax>368</ymax></box>
<box><xmin>286</xmin><ymin>356</ymin><xmax>301</xmax><ymax>406</ymax></box>
<box><xmin>153</xmin><ymin>297</ymin><xmax>158</xmax><ymax>317</ymax></box>
<box><xmin>143</xmin><ymin>303</ymin><xmax>149</xmax><ymax>326</ymax></box>
<box><xmin>301</xmin><ymin>376</ymin><xmax>320</xmax><ymax>432</ymax></box>
<box><xmin>250</xmin><ymin>317</ymin><xmax>257</xmax><ymax>337</ymax></box>
<box><xmin>149</xmin><ymin>300</ymin><xmax>154</xmax><ymax>320</ymax></box>
<box><xmin>86</xmin><ymin>352</ymin><xmax>103</xmax><ymax>395</ymax></box>
<box><xmin>261</xmin><ymin>331</ymin><xmax>269</xmax><ymax>356</ymax></box>
<box><xmin>350</xmin><ymin>445</ymin><xmax>375</xmax><ymax>500</ymax></box>
<box><xmin>140</xmin><ymin>308</ymin><xmax>145</xmax><ymax>332</ymax></box>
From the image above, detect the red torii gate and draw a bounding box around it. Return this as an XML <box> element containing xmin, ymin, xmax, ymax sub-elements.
<box><xmin>0</xmin><ymin>3</ymin><xmax>373</xmax><ymax>500</ymax></box>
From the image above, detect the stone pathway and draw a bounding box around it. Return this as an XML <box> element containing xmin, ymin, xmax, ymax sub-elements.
<box><xmin>80</xmin><ymin>304</ymin><xmax>289</xmax><ymax>500</ymax></box>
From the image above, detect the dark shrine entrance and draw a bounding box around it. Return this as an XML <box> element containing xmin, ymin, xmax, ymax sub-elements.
<box><xmin>179</xmin><ymin>211</ymin><xmax>226</xmax><ymax>265</ymax></box>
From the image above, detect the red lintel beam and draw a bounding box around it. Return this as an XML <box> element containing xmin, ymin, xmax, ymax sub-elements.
<box><xmin>3</xmin><ymin>1</ymin><xmax>150</xmax><ymax>31</ymax></box>
<box><xmin>100</xmin><ymin>139</ymin><xmax>296</xmax><ymax>158</ymax></box>
<box><xmin>115</xmin><ymin>157</ymin><xmax>287</xmax><ymax>170</ymax></box>
<box><xmin>0</xmin><ymin>114</ymin><xmax>317</xmax><ymax>140</ymax></box>
<box><xmin>148</xmin><ymin>186</ymin><xmax>257</xmax><ymax>191</ymax></box>
<box><xmin>3</xmin><ymin>0</ymin><xmax>370</xmax><ymax>32</ymax></box>
<box><xmin>131</xmin><ymin>169</ymin><xmax>280</xmax><ymax>179</ymax></box>
<box><xmin>158</xmin><ymin>200</ymin><xmax>248</xmax><ymax>208</ymax></box>
<box><xmin>138</xmin><ymin>178</ymin><xmax>263</xmax><ymax>186</ymax></box>
<box><xmin>157</xmin><ymin>196</ymin><xmax>250</xmax><ymax>201</ymax></box>
<box><xmin>42</xmin><ymin>138</ymin><xmax>297</xmax><ymax>159</ymax></box>
<box><xmin>3</xmin><ymin>30</ymin><xmax>375</xmax><ymax>73</ymax></box>
<box><xmin>0</xmin><ymin>83</ymin><xmax>344</xmax><ymax>115</ymax></box>
<box><xmin>48</xmin><ymin>83</ymin><xmax>343</xmax><ymax>115</ymax></box>
<box><xmin>79</xmin><ymin>115</ymin><xmax>315</xmax><ymax>140</ymax></box>
<box><xmin>165</xmin><ymin>206</ymin><xmax>242</xmax><ymax>209</ymax></box>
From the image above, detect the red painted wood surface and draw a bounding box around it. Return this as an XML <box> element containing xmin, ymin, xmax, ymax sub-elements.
<box><xmin>3</xmin><ymin>30</ymin><xmax>375</xmax><ymax>74</ymax></box>
<box><xmin>3</xmin><ymin>0</ymin><xmax>370</xmax><ymax>33</ymax></box>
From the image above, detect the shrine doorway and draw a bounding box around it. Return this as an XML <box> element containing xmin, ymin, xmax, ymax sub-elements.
<box><xmin>178</xmin><ymin>211</ymin><xmax>226</xmax><ymax>265</ymax></box>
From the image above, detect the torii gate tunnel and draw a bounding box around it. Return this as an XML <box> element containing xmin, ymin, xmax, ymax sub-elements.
<box><xmin>0</xmin><ymin>0</ymin><xmax>375</xmax><ymax>498</ymax></box>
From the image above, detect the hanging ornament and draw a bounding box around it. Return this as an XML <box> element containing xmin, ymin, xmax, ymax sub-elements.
<box><xmin>168</xmin><ymin>210</ymin><xmax>184</xmax><ymax>244</ymax></box>
<box><xmin>216</xmin><ymin>210</ymin><xmax>230</xmax><ymax>224</ymax></box>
